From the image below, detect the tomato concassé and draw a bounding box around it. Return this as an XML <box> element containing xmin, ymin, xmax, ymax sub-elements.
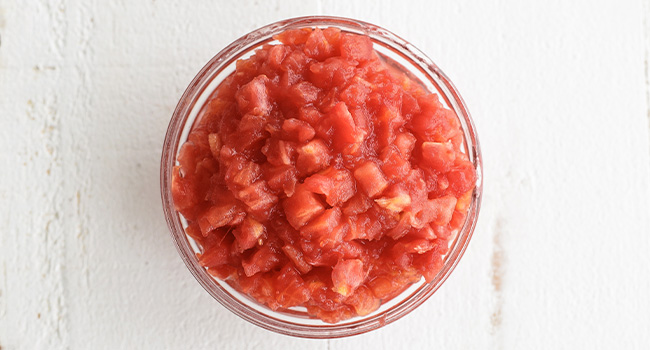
<box><xmin>171</xmin><ymin>27</ymin><xmax>476</xmax><ymax>323</ymax></box>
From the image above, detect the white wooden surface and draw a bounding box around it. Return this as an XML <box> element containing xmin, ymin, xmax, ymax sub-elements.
<box><xmin>1</xmin><ymin>0</ymin><xmax>650</xmax><ymax>349</ymax></box>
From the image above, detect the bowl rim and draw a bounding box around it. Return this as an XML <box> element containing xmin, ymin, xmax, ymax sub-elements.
<box><xmin>161</xmin><ymin>15</ymin><xmax>483</xmax><ymax>339</ymax></box>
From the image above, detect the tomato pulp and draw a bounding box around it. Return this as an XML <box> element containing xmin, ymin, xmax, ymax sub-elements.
<box><xmin>172</xmin><ymin>27</ymin><xmax>476</xmax><ymax>323</ymax></box>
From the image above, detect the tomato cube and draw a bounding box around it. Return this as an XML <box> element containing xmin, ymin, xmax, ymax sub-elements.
<box><xmin>274</xmin><ymin>264</ymin><xmax>311</xmax><ymax>308</ymax></box>
<box><xmin>198</xmin><ymin>202</ymin><xmax>241</xmax><ymax>235</ymax></box>
<box><xmin>236</xmin><ymin>181</ymin><xmax>278</xmax><ymax>217</ymax></box>
<box><xmin>353</xmin><ymin>161</ymin><xmax>389</xmax><ymax>198</ymax></box>
<box><xmin>208</xmin><ymin>133</ymin><xmax>222</xmax><ymax>160</ymax></box>
<box><xmin>421</xmin><ymin>195</ymin><xmax>458</xmax><ymax>226</ymax></box>
<box><xmin>282</xmin><ymin>244</ymin><xmax>312</xmax><ymax>274</ymax></box>
<box><xmin>447</xmin><ymin>160</ymin><xmax>477</xmax><ymax>196</ymax></box>
<box><xmin>380</xmin><ymin>146</ymin><xmax>411</xmax><ymax>181</ymax></box>
<box><xmin>309</xmin><ymin>57</ymin><xmax>356</xmax><ymax>89</ymax></box>
<box><xmin>296</xmin><ymin>139</ymin><xmax>332</xmax><ymax>175</ymax></box>
<box><xmin>242</xmin><ymin>245</ymin><xmax>282</xmax><ymax>277</ymax></box>
<box><xmin>233</xmin><ymin>216</ymin><xmax>266</xmax><ymax>252</ymax></box>
<box><xmin>303</xmin><ymin>166</ymin><xmax>355</xmax><ymax>206</ymax></box>
<box><xmin>374</xmin><ymin>184</ymin><xmax>411</xmax><ymax>213</ymax></box>
<box><xmin>421</xmin><ymin>141</ymin><xmax>456</xmax><ymax>173</ymax></box>
<box><xmin>344</xmin><ymin>285</ymin><xmax>380</xmax><ymax>316</ymax></box>
<box><xmin>332</xmin><ymin>259</ymin><xmax>365</xmax><ymax>296</ymax></box>
<box><xmin>282</xmin><ymin>185</ymin><xmax>326</xmax><ymax>229</ymax></box>
<box><xmin>340</xmin><ymin>33</ymin><xmax>374</xmax><ymax>62</ymax></box>
<box><xmin>345</xmin><ymin>212</ymin><xmax>383</xmax><ymax>241</ymax></box>
<box><xmin>300</xmin><ymin>207</ymin><xmax>342</xmax><ymax>239</ymax></box>
<box><xmin>303</xmin><ymin>27</ymin><xmax>336</xmax><ymax>60</ymax></box>
<box><xmin>262</xmin><ymin>139</ymin><xmax>295</xmax><ymax>166</ymax></box>
<box><xmin>288</xmin><ymin>81</ymin><xmax>320</xmax><ymax>107</ymax></box>
<box><xmin>342</xmin><ymin>192</ymin><xmax>373</xmax><ymax>216</ymax></box>
<box><xmin>265</xmin><ymin>165</ymin><xmax>298</xmax><ymax>197</ymax></box>
<box><xmin>395</xmin><ymin>132</ymin><xmax>417</xmax><ymax>159</ymax></box>
<box><xmin>236</xmin><ymin>75</ymin><xmax>271</xmax><ymax>116</ymax></box>
<box><xmin>328</xmin><ymin>102</ymin><xmax>364</xmax><ymax>152</ymax></box>
<box><xmin>282</xmin><ymin>118</ymin><xmax>316</xmax><ymax>143</ymax></box>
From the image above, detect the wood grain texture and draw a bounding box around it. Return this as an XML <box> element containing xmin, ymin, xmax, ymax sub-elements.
<box><xmin>1</xmin><ymin>0</ymin><xmax>649</xmax><ymax>349</ymax></box>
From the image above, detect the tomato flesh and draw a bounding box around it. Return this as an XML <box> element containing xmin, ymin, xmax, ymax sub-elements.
<box><xmin>172</xmin><ymin>27</ymin><xmax>476</xmax><ymax>323</ymax></box>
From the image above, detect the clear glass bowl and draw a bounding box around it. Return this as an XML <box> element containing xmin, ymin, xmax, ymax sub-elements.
<box><xmin>161</xmin><ymin>15</ymin><xmax>483</xmax><ymax>338</ymax></box>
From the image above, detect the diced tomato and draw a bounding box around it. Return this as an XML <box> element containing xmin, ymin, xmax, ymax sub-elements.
<box><xmin>413</xmin><ymin>249</ymin><xmax>445</xmax><ymax>283</ymax></box>
<box><xmin>177</xmin><ymin>141</ymin><xmax>202</xmax><ymax>175</ymax></box>
<box><xmin>265</xmin><ymin>164</ymin><xmax>298</xmax><ymax>197</ymax></box>
<box><xmin>274</xmin><ymin>28</ymin><xmax>312</xmax><ymax>45</ymax></box>
<box><xmin>300</xmin><ymin>207</ymin><xmax>342</xmax><ymax>240</ymax></box>
<box><xmin>340</xmin><ymin>33</ymin><xmax>374</xmax><ymax>62</ymax></box>
<box><xmin>305</xmin><ymin>304</ymin><xmax>355</xmax><ymax>324</ymax></box>
<box><xmin>340</xmin><ymin>77</ymin><xmax>372</xmax><ymax>107</ymax></box>
<box><xmin>198</xmin><ymin>230</ymin><xmax>233</xmax><ymax>268</ymax></box>
<box><xmin>411</xmin><ymin>225</ymin><xmax>437</xmax><ymax>240</ymax></box>
<box><xmin>208</xmin><ymin>264</ymin><xmax>238</xmax><ymax>281</ymax></box>
<box><xmin>328</xmin><ymin>102</ymin><xmax>364</xmax><ymax>152</ymax></box>
<box><xmin>208</xmin><ymin>133</ymin><xmax>222</xmax><ymax>159</ymax></box>
<box><xmin>233</xmin><ymin>216</ymin><xmax>265</xmax><ymax>252</ymax></box>
<box><xmin>303</xmin><ymin>27</ymin><xmax>336</xmax><ymax>60</ymax></box>
<box><xmin>401</xmin><ymin>91</ymin><xmax>421</xmax><ymax>117</ymax></box>
<box><xmin>267</xmin><ymin>45</ymin><xmax>288</xmax><ymax>69</ymax></box>
<box><xmin>303</xmin><ymin>166</ymin><xmax>355</xmax><ymax>206</ymax></box>
<box><xmin>368</xmin><ymin>268</ymin><xmax>420</xmax><ymax>300</ymax></box>
<box><xmin>298</xmin><ymin>105</ymin><xmax>323</xmax><ymax>125</ymax></box>
<box><xmin>282</xmin><ymin>185</ymin><xmax>326</xmax><ymax>229</ymax></box>
<box><xmin>421</xmin><ymin>141</ymin><xmax>456</xmax><ymax>173</ymax></box>
<box><xmin>449</xmin><ymin>210</ymin><xmax>467</xmax><ymax>232</ymax></box>
<box><xmin>262</xmin><ymin>138</ymin><xmax>295</xmax><ymax>166</ymax></box>
<box><xmin>410</xmin><ymin>96</ymin><xmax>461</xmax><ymax>142</ymax></box>
<box><xmin>236</xmin><ymin>75</ymin><xmax>272</xmax><ymax>116</ymax></box>
<box><xmin>332</xmin><ymin>259</ymin><xmax>365</xmax><ymax>296</ymax></box>
<box><xmin>344</xmin><ymin>285</ymin><xmax>380</xmax><ymax>316</ymax></box>
<box><xmin>282</xmin><ymin>118</ymin><xmax>316</xmax><ymax>143</ymax></box>
<box><xmin>394</xmin><ymin>132</ymin><xmax>417</xmax><ymax>159</ymax></box>
<box><xmin>353</xmin><ymin>161</ymin><xmax>389</xmax><ymax>198</ymax></box>
<box><xmin>447</xmin><ymin>160</ymin><xmax>477</xmax><ymax>196</ymax></box>
<box><xmin>455</xmin><ymin>188</ymin><xmax>474</xmax><ymax>212</ymax></box>
<box><xmin>322</xmin><ymin>27</ymin><xmax>341</xmax><ymax>47</ymax></box>
<box><xmin>171</xmin><ymin>27</ymin><xmax>477</xmax><ymax>322</ymax></box>
<box><xmin>184</xmin><ymin>222</ymin><xmax>204</xmax><ymax>243</ymax></box>
<box><xmin>171</xmin><ymin>167</ymin><xmax>202</xmax><ymax>219</ymax></box>
<box><xmin>296</xmin><ymin>139</ymin><xmax>332</xmax><ymax>175</ymax></box>
<box><xmin>226</xmin><ymin>158</ymin><xmax>262</xmax><ymax>188</ymax></box>
<box><xmin>236</xmin><ymin>181</ymin><xmax>278</xmax><ymax>218</ymax></box>
<box><xmin>281</xmin><ymin>50</ymin><xmax>311</xmax><ymax>83</ymax></box>
<box><xmin>367</xmin><ymin>275</ymin><xmax>399</xmax><ymax>300</ymax></box>
<box><xmin>288</xmin><ymin>81</ymin><xmax>320</xmax><ymax>108</ymax></box>
<box><xmin>274</xmin><ymin>264</ymin><xmax>311</xmax><ymax>308</ymax></box>
<box><xmin>238</xmin><ymin>272</ymin><xmax>280</xmax><ymax>310</ymax></box>
<box><xmin>342</xmin><ymin>191</ymin><xmax>373</xmax><ymax>216</ymax></box>
<box><xmin>321</xmin><ymin>222</ymin><xmax>350</xmax><ymax>248</ymax></box>
<box><xmin>198</xmin><ymin>202</ymin><xmax>243</xmax><ymax>235</ymax></box>
<box><xmin>242</xmin><ymin>245</ymin><xmax>282</xmax><ymax>277</ymax></box>
<box><xmin>375</xmin><ymin>105</ymin><xmax>403</xmax><ymax>149</ymax></box>
<box><xmin>416</xmin><ymin>195</ymin><xmax>457</xmax><ymax>226</ymax></box>
<box><xmin>309</xmin><ymin>57</ymin><xmax>356</xmax><ymax>89</ymax></box>
<box><xmin>300</xmin><ymin>239</ymin><xmax>341</xmax><ymax>267</ymax></box>
<box><xmin>374</xmin><ymin>184</ymin><xmax>411</xmax><ymax>213</ymax></box>
<box><xmin>387</xmin><ymin>214</ymin><xmax>412</xmax><ymax>240</ymax></box>
<box><xmin>380</xmin><ymin>146</ymin><xmax>411</xmax><ymax>181</ymax></box>
<box><xmin>282</xmin><ymin>244</ymin><xmax>313</xmax><ymax>274</ymax></box>
<box><xmin>345</xmin><ymin>211</ymin><xmax>383</xmax><ymax>241</ymax></box>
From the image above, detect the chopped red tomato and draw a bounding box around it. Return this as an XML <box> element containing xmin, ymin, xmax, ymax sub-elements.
<box><xmin>172</xmin><ymin>27</ymin><xmax>476</xmax><ymax>323</ymax></box>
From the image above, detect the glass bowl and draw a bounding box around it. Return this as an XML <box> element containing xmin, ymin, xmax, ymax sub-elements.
<box><xmin>161</xmin><ymin>15</ymin><xmax>482</xmax><ymax>338</ymax></box>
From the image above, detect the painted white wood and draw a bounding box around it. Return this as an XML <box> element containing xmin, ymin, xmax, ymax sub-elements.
<box><xmin>1</xmin><ymin>0</ymin><xmax>649</xmax><ymax>349</ymax></box>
